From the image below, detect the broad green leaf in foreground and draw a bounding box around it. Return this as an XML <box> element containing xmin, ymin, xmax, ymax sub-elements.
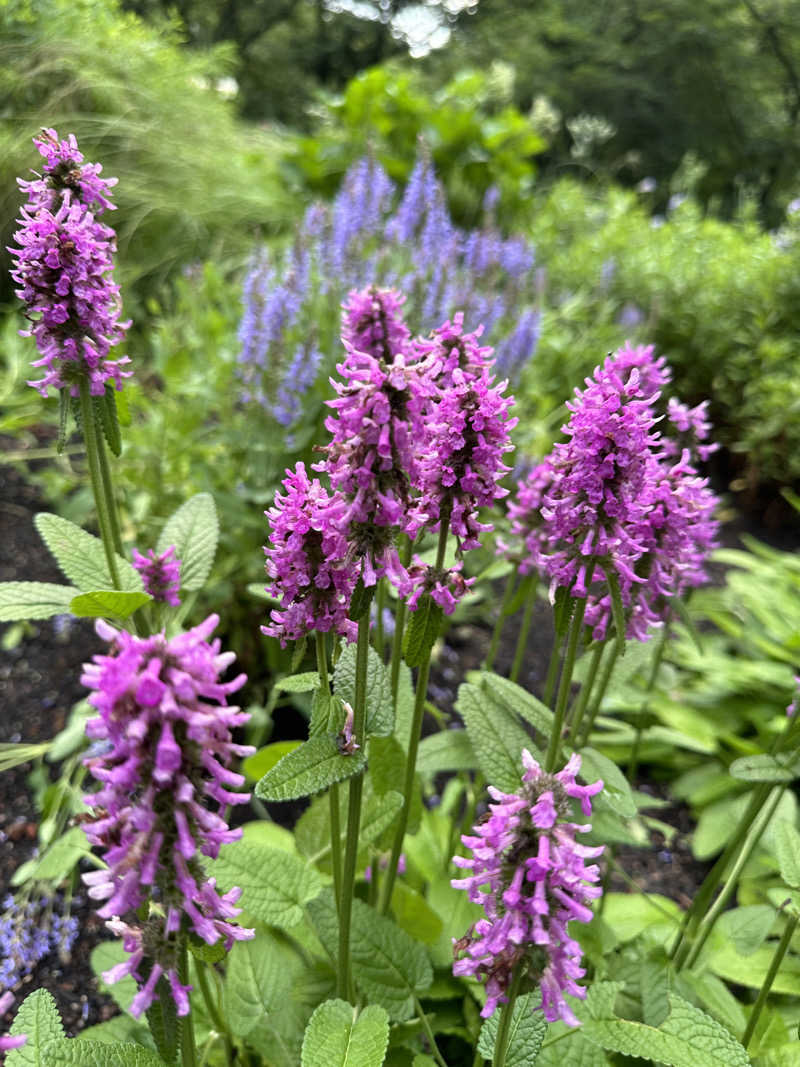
<box><xmin>34</xmin><ymin>513</ymin><xmax>142</xmax><ymax>593</ymax></box>
<box><xmin>70</xmin><ymin>590</ymin><xmax>152</xmax><ymax>620</ymax></box>
<box><xmin>155</xmin><ymin>492</ymin><xmax>218</xmax><ymax>591</ymax></box>
<box><xmin>455</xmin><ymin>682</ymin><xmax>529</xmax><ymax>792</ymax></box>
<box><xmin>6</xmin><ymin>988</ymin><xmax>64</xmax><ymax>1066</ymax></box>
<box><xmin>579</xmin><ymin>746</ymin><xmax>636</xmax><ymax>818</ymax></box>
<box><xmin>416</xmin><ymin>730</ymin><xmax>476</xmax><ymax>775</ymax></box>
<box><xmin>224</xmin><ymin>931</ymin><xmax>302</xmax><ymax>1037</ymax></box>
<box><xmin>209</xmin><ymin>841</ymin><xmax>322</xmax><ymax>929</ymax></box>
<box><xmin>300</xmin><ymin>1000</ymin><xmax>390</xmax><ymax>1067</ymax></box>
<box><xmin>256</xmin><ymin>735</ymin><xmax>367</xmax><ymax>801</ymax></box>
<box><xmin>309</xmin><ymin>890</ymin><xmax>432</xmax><ymax>1020</ymax></box>
<box><xmin>334</xmin><ymin>643</ymin><xmax>394</xmax><ymax>738</ymax></box>
<box><xmin>0</xmin><ymin>581</ymin><xmax>79</xmax><ymax>622</ymax></box>
<box><xmin>477</xmin><ymin>992</ymin><xmax>547</xmax><ymax>1065</ymax></box>
<box><xmin>582</xmin><ymin>994</ymin><xmax>750</xmax><ymax>1066</ymax></box>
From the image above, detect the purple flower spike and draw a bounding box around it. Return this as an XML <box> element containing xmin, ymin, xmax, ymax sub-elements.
<box><xmin>342</xmin><ymin>286</ymin><xmax>411</xmax><ymax>363</ymax></box>
<box><xmin>132</xmin><ymin>545</ymin><xmax>181</xmax><ymax>606</ymax></box>
<box><xmin>10</xmin><ymin>129</ymin><xmax>131</xmax><ymax>398</ymax></box>
<box><xmin>263</xmin><ymin>462</ymin><xmax>358</xmax><ymax>645</ymax></box>
<box><xmin>80</xmin><ymin>615</ymin><xmax>255</xmax><ymax>1017</ymax></box>
<box><xmin>452</xmin><ymin>750</ymin><xmax>603</xmax><ymax>1026</ymax></box>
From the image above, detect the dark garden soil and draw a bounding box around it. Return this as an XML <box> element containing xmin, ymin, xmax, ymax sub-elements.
<box><xmin>0</xmin><ymin>455</ymin><xmax>783</xmax><ymax>1036</ymax></box>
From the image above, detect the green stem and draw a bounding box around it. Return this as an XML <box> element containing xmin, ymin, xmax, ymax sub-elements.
<box><xmin>95</xmin><ymin>418</ymin><xmax>124</xmax><ymax>557</ymax></box>
<box><xmin>544</xmin><ymin>569</ymin><xmax>594</xmax><ymax>773</ymax></box>
<box><xmin>78</xmin><ymin>379</ymin><xmax>121</xmax><ymax>590</ymax></box>
<box><xmin>337</xmin><ymin>615</ymin><xmax>370</xmax><ymax>1000</ymax></box>
<box><xmin>509</xmin><ymin>580</ymin><xmax>536</xmax><ymax>684</ymax></box>
<box><xmin>492</xmin><ymin>966</ymin><xmax>524</xmax><ymax>1067</ymax></box>
<box><xmin>194</xmin><ymin>962</ymin><xmax>233</xmax><ymax>1067</ymax></box>
<box><xmin>575</xmin><ymin>639</ymin><xmax>622</xmax><ymax>749</ymax></box>
<box><xmin>412</xmin><ymin>993</ymin><xmax>449</xmax><ymax>1067</ymax></box>
<box><xmin>178</xmin><ymin>937</ymin><xmax>198</xmax><ymax>1067</ymax></box>
<box><xmin>680</xmin><ymin>786</ymin><xmax>785</xmax><ymax>970</ymax></box>
<box><xmin>627</xmin><ymin>622</ymin><xmax>670</xmax><ymax>781</ymax></box>
<box><xmin>741</xmin><ymin>909</ymin><xmax>799</xmax><ymax>1049</ymax></box>
<box><xmin>379</xmin><ymin>520</ymin><xmax>449</xmax><ymax>915</ymax></box>
<box><xmin>316</xmin><ymin>632</ymin><xmax>343</xmax><ymax>912</ymax></box>
<box><xmin>485</xmin><ymin>566</ymin><xmax>518</xmax><ymax>672</ymax></box>
<box><xmin>375</xmin><ymin>579</ymin><xmax>386</xmax><ymax>660</ymax></box>
<box><xmin>390</xmin><ymin>538</ymin><xmax>414</xmax><ymax>705</ymax></box>
<box><xmin>542</xmin><ymin>637</ymin><xmax>562</xmax><ymax>708</ymax></box>
<box><xmin>566</xmin><ymin>641</ymin><xmax>604</xmax><ymax>745</ymax></box>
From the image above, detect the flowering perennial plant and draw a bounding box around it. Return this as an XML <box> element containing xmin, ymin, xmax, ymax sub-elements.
<box><xmin>131</xmin><ymin>545</ymin><xmax>182</xmax><ymax>606</ymax></box>
<box><xmin>263</xmin><ymin>462</ymin><xmax>357</xmax><ymax>645</ymax></box>
<box><xmin>80</xmin><ymin>615</ymin><xmax>255</xmax><ymax>1016</ymax></box>
<box><xmin>452</xmin><ymin>751</ymin><xmax>604</xmax><ymax>1025</ymax></box>
<box><xmin>9</xmin><ymin>129</ymin><xmax>131</xmax><ymax>398</ymax></box>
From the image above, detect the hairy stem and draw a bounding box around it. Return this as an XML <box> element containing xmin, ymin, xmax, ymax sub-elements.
<box><xmin>485</xmin><ymin>566</ymin><xmax>518</xmax><ymax>672</ymax></box>
<box><xmin>509</xmin><ymin>579</ymin><xmax>536</xmax><ymax>684</ymax></box>
<box><xmin>492</xmin><ymin>966</ymin><xmax>524</xmax><ymax>1067</ymax></box>
<box><xmin>78</xmin><ymin>378</ymin><xmax>121</xmax><ymax>590</ymax></box>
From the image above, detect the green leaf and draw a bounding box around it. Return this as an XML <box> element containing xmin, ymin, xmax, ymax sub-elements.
<box><xmin>0</xmin><ymin>741</ymin><xmax>51</xmax><ymax>772</ymax></box>
<box><xmin>477</xmin><ymin>993</ymin><xmax>547</xmax><ymax>1065</ymax></box>
<box><xmin>417</xmin><ymin>730</ymin><xmax>476</xmax><ymax>775</ymax></box>
<box><xmin>310</xmin><ymin>688</ymin><xmax>335</xmax><ymax>736</ymax></box>
<box><xmin>224</xmin><ymin>930</ymin><xmax>302</xmax><ymax>1037</ymax></box>
<box><xmin>394</xmin><ymin>664</ymin><xmax>415</xmax><ymax>753</ymax></box>
<box><xmin>641</xmin><ymin>956</ymin><xmax>671</xmax><ymax>1028</ymax></box>
<box><xmin>774</xmin><ymin>820</ymin><xmax>800</xmax><ymax>888</ymax></box>
<box><xmin>730</xmin><ymin>754</ymin><xmax>799</xmax><ymax>783</ymax></box>
<box><xmin>309</xmin><ymin>890</ymin><xmax>432</xmax><ymax>1020</ymax></box>
<box><xmin>90</xmin><ymin>941</ymin><xmax>138</xmax><ymax>1015</ymax></box>
<box><xmin>29</xmin><ymin>825</ymin><xmax>93</xmax><ymax>883</ymax></box>
<box><xmin>601</xmin><ymin>893</ymin><xmax>682</xmax><ymax>943</ymax></box>
<box><xmin>708</xmin><ymin>941</ymin><xmax>800</xmax><ymax>994</ymax></box>
<box><xmin>95</xmin><ymin>385</ymin><xmax>122</xmax><ymax>457</ymax></box>
<box><xmin>78</xmin><ymin>1017</ymin><xmax>153</xmax><ymax>1047</ymax></box>
<box><xmin>145</xmin><ymin>976</ymin><xmax>178</xmax><ymax>1065</ymax></box>
<box><xmin>242</xmin><ymin>741</ymin><xmax>303</xmax><ymax>783</ymax></box>
<box><xmin>606</xmin><ymin>570</ymin><xmax>627</xmax><ymax>657</ymax></box>
<box><xmin>478</xmin><ymin>671</ymin><xmax>554</xmax><ymax>734</ymax></box>
<box><xmin>717</xmin><ymin>905</ymin><xmax>775</xmax><ymax>956</ymax></box>
<box><xmin>334</xmin><ymin>643</ymin><xmax>394</xmax><ymax>738</ymax></box>
<box><xmin>403</xmin><ymin>595</ymin><xmax>443</xmax><ymax>669</ymax></box>
<box><xmin>296</xmin><ymin>789</ymin><xmax>402</xmax><ymax>866</ymax></box>
<box><xmin>0</xmin><ymin>581</ymin><xmax>79</xmax><ymax>622</ymax></box>
<box><xmin>70</xmin><ymin>590</ymin><xmax>152</xmax><ymax>619</ymax></box>
<box><xmin>455</xmin><ymin>682</ymin><xmax>528</xmax><ymax>791</ymax></box>
<box><xmin>34</xmin><ymin>513</ymin><xmax>142</xmax><ymax>593</ymax></box>
<box><xmin>155</xmin><ymin>493</ymin><xmax>218</xmax><ymax>591</ymax></box>
<box><xmin>582</xmin><ymin>994</ymin><xmax>750</xmax><ymax>1066</ymax></box>
<box><xmin>187</xmin><ymin>933</ymin><xmax>227</xmax><ymax>965</ymax></box>
<box><xmin>274</xmin><ymin>672</ymin><xmax>320</xmax><ymax>693</ymax></box>
<box><xmin>348</xmin><ymin>577</ymin><xmax>375</xmax><ymax>621</ymax></box>
<box><xmin>256</xmin><ymin>735</ymin><xmax>367</xmax><ymax>801</ymax></box>
<box><xmin>390</xmin><ymin>882</ymin><xmax>443</xmax><ymax>944</ymax></box>
<box><xmin>38</xmin><ymin>1041</ymin><xmax>169</xmax><ymax>1066</ymax></box>
<box><xmin>301</xmin><ymin>1000</ymin><xmax>390</xmax><ymax>1067</ymax></box>
<box><xmin>579</xmin><ymin>746</ymin><xmax>636</xmax><ymax>818</ymax></box>
<box><xmin>209</xmin><ymin>841</ymin><xmax>322</xmax><ymax>930</ymax></box>
<box><xmin>5</xmin><ymin>989</ymin><xmax>64</xmax><ymax>1066</ymax></box>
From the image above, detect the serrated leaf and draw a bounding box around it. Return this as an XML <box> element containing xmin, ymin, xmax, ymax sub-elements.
<box><xmin>717</xmin><ymin>906</ymin><xmax>775</xmax><ymax>957</ymax></box>
<box><xmin>310</xmin><ymin>688</ymin><xmax>335</xmax><ymax>736</ymax></box>
<box><xmin>395</xmin><ymin>664</ymin><xmax>415</xmax><ymax>753</ymax></box>
<box><xmin>256</xmin><ymin>735</ymin><xmax>366</xmax><ymax>801</ymax></box>
<box><xmin>224</xmin><ymin>930</ymin><xmax>302</xmax><ymax>1037</ymax></box>
<box><xmin>95</xmin><ymin>386</ymin><xmax>122</xmax><ymax>457</ymax></box>
<box><xmin>730</xmin><ymin>754</ymin><xmax>798</xmax><ymax>783</ymax></box>
<box><xmin>417</xmin><ymin>730</ymin><xmax>476</xmax><ymax>775</ymax></box>
<box><xmin>641</xmin><ymin>956</ymin><xmax>671</xmax><ymax>1027</ymax></box>
<box><xmin>477</xmin><ymin>993</ymin><xmax>547</xmax><ymax>1065</ymax></box>
<box><xmin>145</xmin><ymin>975</ymin><xmax>178</xmax><ymax>1065</ymax></box>
<box><xmin>309</xmin><ymin>890</ymin><xmax>432</xmax><ymax>1021</ymax></box>
<box><xmin>579</xmin><ymin>746</ymin><xmax>636</xmax><ymax>818</ymax></box>
<box><xmin>34</xmin><ymin>513</ymin><xmax>142</xmax><ymax>593</ymax></box>
<box><xmin>209</xmin><ymin>841</ymin><xmax>322</xmax><ymax>930</ymax></box>
<box><xmin>40</xmin><ymin>1041</ymin><xmax>169</xmax><ymax>1066</ymax></box>
<box><xmin>774</xmin><ymin>820</ymin><xmax>800</xmax><ymax>888</ymax></box>
<box><xmin>577</xmin><ymin>981</ymin><xmax>625</xmax><ymax>1022</ymax></box>
<box><xmin>582</xmin><ymin>994</ymin><xmax>750</xmax><ymax>1066</ymax></box>
<box><xmin>0</xmin><ymin>581</ymin><xmax>79</xmax><ymax>622</ymax></box>
<box><xmin>348</xmin><ymin>577</ymin><xmax>374</xmax><ymax>621</ymax></box>
<box><xmin>242</xmin><ymin>741</ymin><xmax>303</xmax><ymax>783</ymax></box>
<box><xmin>275</xmin><ymin>672</ymin><xmax>320</xmax><ymax>693</ymax></box>
<box><xmin>403</xmin><ymin>595</ymin><xmax>443</xmax><ymax>668</ymax></box>
<box><xmin>334</xmin><ymin>643</ymin><xmax>394</xmax><ymax>738</ymax></box>
<box><xmin>5</xmin><ymin>989</ymin><xmax>64</xmax><ymax>1066</ymax></box>
<box><xmin>536</xmin><ymin>1032</ymin><xmax>612</xmax><ymax>1067</ymax></box>
<box><xmin>155</xmin><ymin>493</ymin><xmax>218</xmax><ymax>591</ymax></box>
<box><xmin>455</xmin><ymin>682</ymin><xmax>528</xmax><ymax>792</ymax></box>
<box><xmin>70</xmin><ymin>590</ymin><xmax>152</xmax><ymax>619</ymax></box>
<box><xmin>479</xmin><ymin>671</ymin><xmax>554</xmax><ymax>734</ymax></box>
<box><xmin>301</xmin><ymin>1000</ymin><xmax>389</xmax><ymax>1067</ymax></box>
<box><xmin>78</xmin><ymin>1016</ymin><xmax>154</xmax><ymax>1047</ymax></box>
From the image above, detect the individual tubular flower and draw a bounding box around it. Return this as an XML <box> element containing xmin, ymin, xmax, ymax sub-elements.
<box><xmin>263</xmin><ymin>462</ymin><xmax>357</xmax><ymax>645</ymax></box>
<box><xmin>318</xmin><ymin>339</ymin><xmax>427</xmax><ymax>587</ymax></box>
<box><xmin>664</xmin><ymin>396</ymin><xmax>719</xmax><ymax>462</ymax></box>
<box><xmin>452</xmin><ymin>751</ymin><xmax>604</xmax><ymax>1025</ymax></box>
<box><xmin>80</xmin><ymin>615</ymin><xmax>255</xmax><ymax>1017</ymax></box>
<box><xmin>409</xmin><ymin>354</ymin><xmax>517</xmax><ymax>552</ymax></box>
<box><xmin>132</xmin><ymin>546</ymin><xmax>181</xmax><ymax>606</ymax></box>
<box><xmin>9</xmin><ymin>128</ymin><xmax>131</xmax><ymax>398</ymax></box>
<box><xmin>415</xmin><ymin>313</ymin><xmax>495</xmax><ymax>387</ymax></box>
<box><xmin>0</xmin><ymin>992</ymin><xmax>26</xmax><ymax>1052</ymax></box>
<box><xmin>341</xmin><ymin>286</ymin><xmax>410</xmax><ymax>363</ymax></box>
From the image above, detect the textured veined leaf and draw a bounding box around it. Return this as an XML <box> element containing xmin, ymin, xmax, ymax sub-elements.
<box><xmin>417</xmin><ymin>730</ymin><xmax>476</xmax><ymax>775</ymax></box>
<box><xmin>274</xmin><ymin>672</ymin><xmax>320</xmax><ymax>693</ymax></box>
<box><xmin>478</xmin><ymin>993</ymin><xmax>547</xmax><ymax>1065</ymax></box>
<box><xmin>209</xmin><ymin>841</ymin><xmax>322</xmax><ymax>930</ymax></box>
<box><xmin>334</xmin><ymin>643</ymin><xmax>394</xmax><ymax>738</ymax></box>
<box><xmin>70</xmin><ymin>590</ymin><xmax>152</xmax><ymax>619</ymax></box>
<box><xmin>579</xmin><ymin>746</ymin><xmax>636</xmax><ymax>818</ymax></box>
<box><xmin>155</xmin><ymin>493</ymin><xmax>218</xmax><ymax>591</ymax></box>
<box><xmin>774</xmin><ymin>819</ymin><xmax>800</xmax><ymax>888</ymax></box>
<box><xmin>5</xmin><ymin>988</ymin><xmax>64</xmax><ymax>1066</ymax></box>
<box><xmin>255</xmin><ymin>735</ymin><xmax>366</xmax><ymax>801</ymax></box>
<box><xmin>0</xmin><ymin>581</ymin><xmax>79</xmax><ymax>622</ymax></box>
<box><xmin>717</xmin><ymin>905</ymin><xmax>775</xmax><ymax>957</ymax></box>
<box><xmin>403</xmin><ymin>595</ymin><xmax>443</xmax><ymax>668</ymax></box>
<box><xmin>224</xmin><ymin>931</ymin><xmax>303</xmax><ymax>1037</ymax></box>
<box><xmin>34</xmin><ymin>513</ymin><xmax>142</xmax><ymax>592</ymax></box>
<box><xmin>478</xmin><ymin>671</ymin><xmax>554</xmax><ymax>734</ymax></box>
<box><xmin>38</xmin><ymin>1041</ymin><xmax>169</xmax><ymax>1066</ymax></box>
<box><xmin>309</xmin><ymin>890</ymin><xmax>432</xmax><ymax>1020</ymax></box>
<box><xmin>300</xmin><ymin>1000</ymin><xmax>389</xmax><ymax>1067</ymax></box>
<box><xmin>455</xmin><ymin>682</ymin><xmax>528</xmax><ymax>792</ymax></box>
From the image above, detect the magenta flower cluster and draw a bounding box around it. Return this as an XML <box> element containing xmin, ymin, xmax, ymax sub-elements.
<box><xmin>10</xmin><ymin>129</ymin><xmax>131</xmax><ymax>398</ymax></box>
<box><xmin>263</xmin><ymin>463</ymin><xmax>357</xmax><ymax>646</ymax></box>
<box><xmin>132</xmin><ymin>545</ymin><xmax>181</xmax><ymax>606</ymax></box>
<box><xmin>80</xmin><ymin>615</ymin><xmax>255</xmax><ymax>1016</ymax></box>
<box><xmin>504</xmin><ymin>344</ymin><xmax>718</xmax><ymax>640</ymax></box>
<box><xmin>452</xmin><ymin>751</ymin><xmax>603</xmax><ymax>1025</ymax></box>
<box><xmin>341</xmin><ymin>286</ymin><xmax>410</xmax><ymax>363</ymax></box>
